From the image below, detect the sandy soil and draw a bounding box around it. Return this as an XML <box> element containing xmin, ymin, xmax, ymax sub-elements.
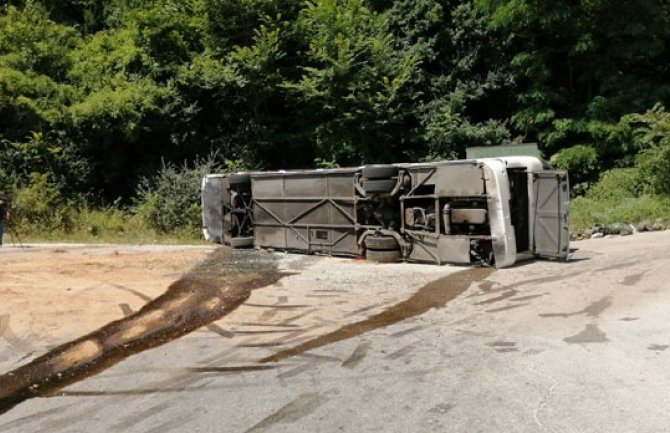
<box><xmin>0</xmin><ymin>245</ymin><xmax>214</xmax><ymax>352</ymax></box>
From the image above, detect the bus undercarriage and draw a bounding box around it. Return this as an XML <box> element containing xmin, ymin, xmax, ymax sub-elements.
<box><xmin>202</xmin><ymin>157</ymin><xmax>569</xmax><ymax>268</ymax></box>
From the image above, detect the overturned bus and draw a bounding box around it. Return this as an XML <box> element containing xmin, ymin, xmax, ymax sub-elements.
<box><xmin>201</xmin><ymin>157</ymin><xmax>569</xmax><ymax>268</ymax></box>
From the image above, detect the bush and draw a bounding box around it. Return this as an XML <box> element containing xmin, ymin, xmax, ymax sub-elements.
<box><xmin>0</xmin><ymin>132</ymin><xmax>91</xmax><ymax>196</ymax></box>
<box><xmin>550</xmin><ymin>144</ymin><xmax>598</xmax><ymax>195</ymax></box>
<box><xmin>623</xmin><ymin>106</ymin><xmax>670</xmax><ymax>195</ymax></box>
<box><xmin>638</xmin><ymin>145</ymin><xmax>670</xmax><ymax>196</ymax></box>
<box><xmin>570</xmin><ymin>166</ymin><xmax>670</xmax><ymax>232</ymax></box>
<box><xmin>134</xmin><ymin>157</ymin><xmax>220</xmax><ymax>234</ymax></box>
<box><xmin>571</xmin><ymin>195</ymin><xmax>670</xmax><ymax>232</ymax></box>
<box><xmin>585</xmin><ymin>167</ymin><xmax>643</xmax><ymax>201</ymax></box>
<box><xmin>4</xmin><ymin>156</ymin><xmax>223</xmax><ymax>243</ymax></box>
<box><xmin>9</xmin><ymin>173</ymin><xmax>75</xmax><ymax>234</ymax></box>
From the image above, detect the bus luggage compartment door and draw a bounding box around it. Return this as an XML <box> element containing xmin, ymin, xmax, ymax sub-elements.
<box><xmin>532</xmin><ymin>171</ymin><xmax>569</xmax><ymax>259</ymax></box>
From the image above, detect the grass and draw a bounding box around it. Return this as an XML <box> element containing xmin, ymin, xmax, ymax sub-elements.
<box><xmin>570</xmin><ymin>194</ymin><xmax>670</xmax><ymax>232</ymax></box>
<box><xmin>9</xmin><ymin>176</ymin><xmax>670</xmax><ymax>242</ymax></box>
<box><xmin>568</xmin><ymin>166</ymin><xmax>670</xmax><ymax>232</ymax></box>
<box><xmin>13</xmin><ymin>199</ymin><xmax>670</xmax><ymax>242</ymax></box>
<box><xmin>9</xmin><ymin>208</ymin><xmax>207</xmax><ymax>245</ymax></box>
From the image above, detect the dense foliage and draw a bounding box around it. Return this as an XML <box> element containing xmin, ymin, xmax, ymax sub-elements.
<box><xmin>1</xmin><ymin>0</ymin><xmax>669</xmax><ymax>235</ymax></box>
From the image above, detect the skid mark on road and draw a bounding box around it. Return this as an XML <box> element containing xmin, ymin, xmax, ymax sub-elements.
<box><xmin>486</xmin><ymin>303</ymin><xmax>530</xmax><ymax>313</ymax></box>
<box><xmin>31</xmin><ymin>405</ymin><xmax>98</xmax><ymax>433</ymax></box>
<box><xmin>256</xmin><ymin>296</ymin><xmax>287</xmax><ymax>321</ymax></box>
<box><xmin>648</xmin><ymin>344</ymin><xmax>669</xmax><ymax>352</ymax></box>
<box><xmin>488</xmin><ymin>341</ymin><xmax>518</xmax><ymax>353</ymax></box>
<box><xmin>344</xmin><ymin>303</ymin><xmax>385</xmax><ymax>318</ymax></box>
<box><xmin>258</xmin><ymin>309</ymin><xmax>279</xmax><ymax>321</ymax></box>
<box><xmin>278</xmin><ymin>362</ymin><xmax>319</xmax><ymax>380</ymax></box>
<box><xmin>45</xmin><ymin>346</ymin><xmax>245</xmax><ymax>416</ymax></box>
<box><xmin>185</xmin><ymin>365</ymin><xmax>276</xmax><ymax>374</ymax></box>
<box><xmin>510</xmin><ymin>294</ymin><xmax>546</xmax><ymax>302</ymax></box>
<box><xmin>298</xmin><ymin>353</ymin><xmax>342</xmax><ymax>362</ymax></box>
<box><xmin>56</xmin><ymin>386</ymin><xmax>203</xmax><ymax>397</ymax></box>
<box><xmin>110</xmin><ymin>401</ymin><xmax>172</xmax><ymax>432</ymax></box>
<box><xmin>0</xmin><ymin>403</ymin><xmax>76</xmax><ymax>432</ymax></box>
<box><xmin>486</xmin><ymin>264</ymin><xmax>619</xmax><ymax>296</ymax></box>
<box><xmin>245</xmin><ymin>303</ymin><xmax>308</xmax><ymax>309</ymax></box>
<box><xmin>119</xmin><ymin>303</ymin><xmax>134</xmax><ymax>317</ymax></box>
<box><xmin>582</xmin><ymin>297</ymin><xmax>613</xmax><ymax>317</ymax></box>
<box><xmin>55</xmin><ymin>375</ymin><xmax>217</xmax><ymax>399</ymax></box>
<box><xmin>144</xmin><ymin>413</ymin><xmax>198</xmax><ymax>433</ymax></box>
<box><xmin>234</xmin><ymin>322</ymin><xmax>301</xmax><ymax>328</ymax></box>
<box><xmin>540</xmin><ymin>297</ymin><xmax>612</xmax><ymax>318</ymax></box>
<box><xmin>238</xmin><ymin>342</ymin><xmax>284</xmax><ymax>348</ymax></box>
<box><xmin>245</xmin><ymin>392</ymin><xmax>324</xmax><ymax>433</ymax></box>
<box><xmin>563</xmin><ymin>324</ymin><xmax>609</xmax><ymax>344</ymax></box>
<box><xmin>428</xmin><ymin>402</ymin><xmax>455</xmax><ymax>415</ymax></box>
<box><xmin>261</xmin><ymin>267</ymin><xmax>493</xmax><ymax>363</ymax></box>
<box><xmin>111</xmin><ymin>284</ymin><xmax>152</xmax><ymax>302</ymax></box>
<box><xmin>206</xmin><ymin>323</ymin><xmax>235</xmax><ymax>338</ymax></box>
<box><xmin>477</xmin><ymin>290</ymin><xmax>518</xmax><ymax>306</ymax></box>
<box><xmin>234</xmin><ymin>329</ymin><xmax>299</xmax><ymax>335</ymax></box>
<box><xmin>386</xmin><ymin>343</ymin><xmax>417</xmax><ymax>360</ymax></box>
<box><xmin>597</xmin><ymin>261</ymin><xmax>642</xmax><ymax>272</ymax></box>
<box><xmin>391</xmin><ymin>325</ymin><xmax>424</xmax><ymax>338</ymax></box>
<box><xmin>341</xmin><ymin>342</ymin><xmax>371</xmax><ymax>368</ymax></box>
<box><xmin>278</xmin><ymin>309</ymin><xmax>319</xmax><ymax>326</ymax></box>
<box><xmin>622</xmin><ymin>271</ymin><xmax>648</xmax><ymax>286</ymax></box>
<box><xmin>478</xmin><ymin>280</ymin><xmax>496</xmax><ymax>292</ymax></box>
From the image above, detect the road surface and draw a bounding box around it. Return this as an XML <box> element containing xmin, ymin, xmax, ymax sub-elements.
<box><xmin>0</xmin><ymin>234</ymin><xmax>668</xmax><ymax>432</ymax></box>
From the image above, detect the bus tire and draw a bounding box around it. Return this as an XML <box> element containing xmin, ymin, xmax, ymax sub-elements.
<box><xmin>362</xmin><ymin>179</ymin><xmax>396</xmax><ymax>194</ymax></box>
<box><xmin>230</xmin><ymin>237</ymin><xmax>254</xmax><ymax>248</ymax></box>
<box><xmin>362</xmin><ymin>165</ymin><xmax>398</xmax><ymax>179</ymax></box>
<box><xmin>229</xmin><ymin>173</ymin><xmax>251</xmax><ymax>187</ymax></box>
<box><xmin>364</xmin><ymin>235</ymin><xmax>399</xmax><ymax>250</ymax></box>
<box><xmin>366</xmin><ymin>248</ymin><xmax>401</xmax><ymax>262</ymax></box>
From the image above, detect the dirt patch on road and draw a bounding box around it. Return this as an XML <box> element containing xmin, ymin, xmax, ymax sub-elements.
<box><xmin>0</xmin><ymin>247</ymin><xmax>209</xmax><ymax>345</ymax></box>
<box><xmin>0</xmin><ymin>247</ymin><xmax>291</xmax><ymax>414</ymax></box>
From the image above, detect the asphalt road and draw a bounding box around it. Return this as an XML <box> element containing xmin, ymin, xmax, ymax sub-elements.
<box><xmin>0</xmin><ymin>233</ymin><xmax>669</xmax><ymax>433</ymax></box>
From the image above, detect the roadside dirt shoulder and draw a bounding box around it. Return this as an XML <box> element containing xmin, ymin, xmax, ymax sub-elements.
<box><xmin>0</xmin><ymin>245</ymin><xmax>214</xmax><ymax>365</ymax></box>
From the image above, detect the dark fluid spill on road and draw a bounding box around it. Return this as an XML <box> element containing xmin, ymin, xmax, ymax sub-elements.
<box><xmin>0</xmin><ymin>247</ymin><xmax>291</xmax><ymax>415</ymax></box>
<box><xmin>261</xmin><ymin>267</ymin><xmax>493</xmax><ymax>363</ymax></box>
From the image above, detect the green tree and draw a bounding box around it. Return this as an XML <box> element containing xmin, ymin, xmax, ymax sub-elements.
<box><xmin>61</xmin><ymin>1</ymin><xmax>210</xmax><ymax>197</ymax></box>
<box><xmin>371</xmin><ymin>0</ymin><xmax>515</xmax><ymax>160</ymax></box>
<box><xmin>477</xmin><ymin>0</ymin><xmax>670</xmax><ymax>164</ymax></box>
<box><xmin>0</xmin><ymin>4</ymin><xmax>78</xmax><ymax>140</ymax></box>
<box><xmin>285</xmin><ymin>0</ymin><xmax>417</xmax><ymax>164</ymax></box>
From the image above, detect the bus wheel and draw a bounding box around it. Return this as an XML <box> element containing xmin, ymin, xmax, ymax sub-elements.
<box><xmin>230</xmin><ymin>237</ymin><xmax>254</xmax><ymax>248</ymax></box>
<box><xmin>229</xmin><ymin>173</ymin><xmax>251</xmax><ymax>187</ymax></box>
<box><xmin>364</xmin><ymin>235</ymin><xmax>399</xmax><ymax>250</ymax></box>
<box><xmin>362</xmin><ymin>165</ymin><xmax>399</xmax><ymax>179</ymax></box>
<box><xmin>361</xmin><ymin>179</ymin><xmax>396</xmax><ymax>194</ymax></box>
<box><xmin>366</xmin><ymin>248</ymin><xmax>401</xmax><ymax>263</ymax></box>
